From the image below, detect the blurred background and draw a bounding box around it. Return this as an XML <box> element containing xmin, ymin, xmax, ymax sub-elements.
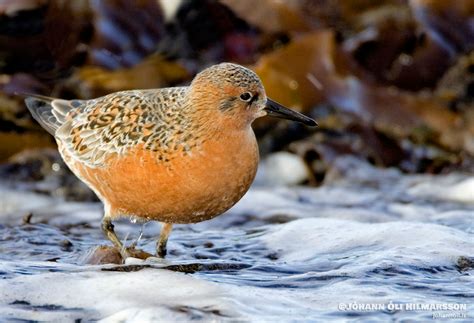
<box><xmin>0</xmin><ymin>0</ymin><xmax>473</xmax><ymax>200</ymax></box>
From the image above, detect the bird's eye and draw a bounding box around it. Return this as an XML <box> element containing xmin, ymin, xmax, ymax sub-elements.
<box><xmin>240</xmin><ymin>92</ymin><xmax>252</xmax><ymax>102</ymax></box>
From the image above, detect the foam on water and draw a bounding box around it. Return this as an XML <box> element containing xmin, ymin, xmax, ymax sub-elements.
<box><xmin>0</xmin><ymin>157</ymin><xmax>472</xmax><ymax>321</ymax></box>
<box><xmin>263</xmin><ymin>218</ymin><xmax>472</xmax><ymax>263</ymax></box>
<box><xmin>408</xmin><ymin>176</ymin><xmax>474</xmax><ymax>204</ymax></box>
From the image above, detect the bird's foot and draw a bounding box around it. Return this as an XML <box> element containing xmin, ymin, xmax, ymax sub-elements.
<box><xmin>156</xmin><ymin>244</ymin><xmax>167</xmax><ymax>258</ymax></box>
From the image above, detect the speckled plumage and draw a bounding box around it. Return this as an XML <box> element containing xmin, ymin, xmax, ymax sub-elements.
<box><xmin>27</xmin><ymin>87</ymin><xmax>198</xmax><ymax>167</ymax></box>
<box><xmin>24</xmin><ymin>62</ymin><xmax>315</xmax><ymax>260</ymax></box>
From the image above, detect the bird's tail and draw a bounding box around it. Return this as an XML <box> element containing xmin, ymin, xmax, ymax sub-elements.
<box><xmin>22</xmin><ymin>93</ymin><xmax>73</xmax><ymax>136</ymax></box>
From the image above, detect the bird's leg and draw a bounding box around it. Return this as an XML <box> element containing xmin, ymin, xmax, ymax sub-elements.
<box><xmin>101</xmin><ymin>217</ymin><xmax>130</xmax><ymax>260</ymax></box>
<box><xmin>129</xmin><ymin>222</ymin><xmax>145</xmax><ymax>250</ymax></box>
<box><xmin>156</xmin><ymin>223</ymin><xmax>173</xmax><ymax>258</ymax></box>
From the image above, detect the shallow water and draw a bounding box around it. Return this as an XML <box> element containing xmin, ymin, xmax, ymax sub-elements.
<box><xmin>0</xmin><ymin>157</ymin><xmax>472</xmax><ymax>321</ymax></box>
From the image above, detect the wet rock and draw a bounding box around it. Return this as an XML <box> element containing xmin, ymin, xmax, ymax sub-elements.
<box><xmin>83</xmin><ymin>245</ymin><xmax>154</xmax><ymax>265</ymax></box>
<box><xmin>59</xmin><ymin>239</ymin><xmax>73</xmax><ymax>252</ymax></box>
<box><xmin>456</xmin><ymin>256</ymin><xmax>474</xmax><ymax>272</ymax></box>
<box><xmin>82</xmin><ymin>245</ymin><xmax>123</xmax><ymax>265</ymax></box>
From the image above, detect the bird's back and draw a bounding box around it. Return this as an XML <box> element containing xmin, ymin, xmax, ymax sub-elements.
<box><xmin>25</xmin><ymin>88</ymin><xmax>189</xmax><ymax>167</ymax></box>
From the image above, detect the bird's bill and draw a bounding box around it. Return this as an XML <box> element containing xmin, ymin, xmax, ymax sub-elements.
<box><xmin>264</xmin><ymin>98</ymin><xmax>318</xmax><ymax>127</ymax></box>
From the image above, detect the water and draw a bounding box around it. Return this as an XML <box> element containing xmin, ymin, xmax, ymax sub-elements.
<box><xmin>0</xmin><ymin>157</ymin><xmax>472</xmax><ymax>321</ymax></box>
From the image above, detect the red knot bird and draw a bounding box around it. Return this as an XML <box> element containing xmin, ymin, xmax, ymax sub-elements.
<box><xmin>25</xmin><ymin>62</ymin><xmax>317</xmax><ymax>260</ymax></box>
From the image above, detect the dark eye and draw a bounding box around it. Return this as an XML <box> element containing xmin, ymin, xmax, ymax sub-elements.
<box><xmin>240</xmin><ymin>92</ymin><xmax>252</xmax><ymax>102</ymax></box>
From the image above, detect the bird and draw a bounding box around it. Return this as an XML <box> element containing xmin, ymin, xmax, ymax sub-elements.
<box><xmin>24</xmin><ymin>62</ymin><xmax>317</xmax><ymax>260</ymax></box>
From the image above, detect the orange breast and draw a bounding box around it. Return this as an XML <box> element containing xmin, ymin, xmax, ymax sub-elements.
<box><xmin>60</xmin><ymin>129</ymin><xmax>259</xmax><ymax>223</ymax></box>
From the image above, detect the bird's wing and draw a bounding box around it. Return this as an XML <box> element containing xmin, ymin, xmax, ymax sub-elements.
<box><xmin>26</xmin><ymin>88</ymin><xmax>187</xmax><ymax>168</ymax></box>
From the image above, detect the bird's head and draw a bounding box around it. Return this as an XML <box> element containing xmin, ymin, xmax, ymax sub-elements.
<box><xmin>189</xmin><ymin>63</ymin><xmax>317</xmax><ymax>130</ymax></box>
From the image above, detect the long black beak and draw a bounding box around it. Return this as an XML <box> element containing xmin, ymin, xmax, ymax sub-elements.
<box><xmin>265</xmin><ymin>98</ymin><xmax>318</xmax><ymax>127</ymax></box>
